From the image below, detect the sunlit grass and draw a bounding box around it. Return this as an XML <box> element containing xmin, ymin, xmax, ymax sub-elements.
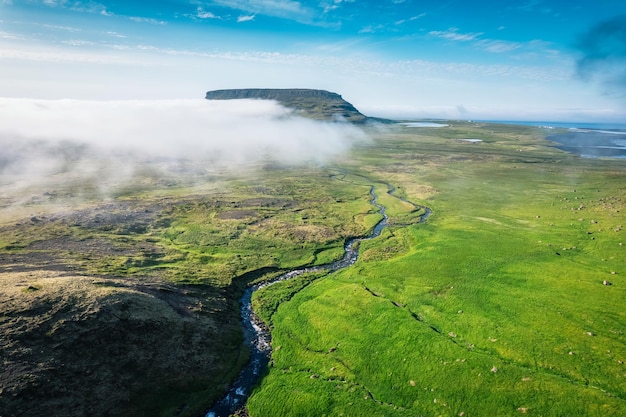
<box><xmin>248</xmin><ymin>123</ymin><xmax>626</xmax><ymax>416</ymax></box>
<box><xmin>0</xmin><ymin>163</ymin><xmax>385</xmax><ymax>416</ymax></box>
<box><xmin>2</xmin><ymin>121</ymin><xmax>624</xmax><ymax>416</ymax></box>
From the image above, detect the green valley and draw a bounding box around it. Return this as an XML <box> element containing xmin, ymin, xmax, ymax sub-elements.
<box><xmin>1</xmin><ymin>120</ymin><xmax>624</xmax><ymax>417</ymax></box>
<box><xmin>249</xmin><ymin>122</ymin><xmax>626</xmax><ymax>416</ymax></box>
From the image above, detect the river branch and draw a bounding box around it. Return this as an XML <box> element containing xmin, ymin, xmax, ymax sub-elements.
<box><xmin>205</xmin><ymin>174</ymin><xmax>430</xmax><ymax>417</ymax></box>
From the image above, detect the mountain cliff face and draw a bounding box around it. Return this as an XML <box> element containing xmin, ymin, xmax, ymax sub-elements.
<box><xmin>205</xmin><ymin>88</ymin><xmax>368</xmax><ymax>123</ymax></box>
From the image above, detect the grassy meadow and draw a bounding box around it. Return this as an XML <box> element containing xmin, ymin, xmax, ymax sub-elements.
<box><xmin>0</xmin><ymin>160</ymin><xmax>380</xmax><ymax>416</ymax></box>
<box><xmin>248</xmin><ymin>122</ymin><xmax>626</xmax><ymax>416</ymax></box>
<box><xmin>1</xmin><ymin>120</ymin><xmax>624</xmax><ymax>416</ymax></box>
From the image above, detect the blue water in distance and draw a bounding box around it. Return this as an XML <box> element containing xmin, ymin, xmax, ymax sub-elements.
<box><xmin>477</xmin><ymin>120</ymin><xmax>626</xmax><ymax>131</ymax></box>
<box><xmin>402</xmin><ymin>119</ymin><xmax>626</xmax><ymax>157</ymax></box>
<box><xmin>474</xmin><ymin>120</ymin><xmax>626</xmax><ymax>158</ymax></box>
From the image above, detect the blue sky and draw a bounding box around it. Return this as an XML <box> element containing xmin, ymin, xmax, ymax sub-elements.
<box><xmin>2</xmin><ymin>0</ymin><xmax>626</xmax><ymax>121</ymax></box>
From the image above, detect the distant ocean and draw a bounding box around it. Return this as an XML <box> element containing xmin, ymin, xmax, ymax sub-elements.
<box><xmin>478</xmin><ymin>120</ymin><xmax>626</xmax><ymax>158</ymax></box>
<box><xmin>400</xmin><ymin>119</ymin><xmax>626</xmax><ymax>158</ymax></box>
<box><xmin>478</xmin><ymin>120</ymin><xmax>626</xmax><ymax>131</ymax></box>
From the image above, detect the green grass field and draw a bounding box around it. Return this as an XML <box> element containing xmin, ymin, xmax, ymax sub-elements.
<box><xmin>1</xmin><ymin>121</ymin><xmax>624</xmax><ymax>416</ymax></box>
<box><xmin>248</xmin><ymin>122</ymin><xmax>626</xmax><ymax>416</ymax></box>
<box><xmin>0</xmin><ymin>163</ymin><xmax>382</xmax><ymax>416</ymax></box>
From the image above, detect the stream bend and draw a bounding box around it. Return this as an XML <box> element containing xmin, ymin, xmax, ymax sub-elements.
<box><xmin>206</xmin><ymin>180</ymin><xmax>431</xmax><ymax>417</ymax></box>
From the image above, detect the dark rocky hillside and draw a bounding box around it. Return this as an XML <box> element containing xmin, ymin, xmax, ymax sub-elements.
<box><xmin>0</xmin><ymin>201</ymin><xmax>245</xmax><ymax>417</ymax></box>
<box><xmin>205</xmin><ymin>88</ymin><xmax>369</xmax><ymax>123</ymax></box>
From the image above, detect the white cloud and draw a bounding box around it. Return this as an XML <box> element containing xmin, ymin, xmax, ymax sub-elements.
<box><xmin>129</xmin><ymin>16</ymin><xmax>167</xmax><ymax>25</ymax></box>
<box><xmin>237</xmin><ymin>14</ymin><xmax>256</xmax><ymax>22</ymax></box>
<box><xmin>429</xmin><ymin>28</ymin><xmax>483</xmax><ymax>42</ymax></box>
<box><xmin>61</xmin><ymin>39</ymin><xmax>96</xmax><ymax>46</ymax></box>
<box><xmin>212</xmin><ymin>0</ymin><xmax>315</xmax><ymax>24</ymax></box>
<box><xmin>41</xmin><ymin>0</ymin><xmax>112</xmax><ymax>16</ymax></box>
<box><xmin>358</xmin><ymin>24</ymin><xmax>385</xmax><ymax>34</ymax></box>
<box><xmin>196</xmin><ymin>7</ymin><xmax>221</xmax><ymax>19</ymax></box>
<box><xmin>475</xmin><ymin>39</ymin><xmax>521</xmax><ymax>53</ymax></box>
<box><xmin>41</xmin><ymin>24</ymin><xmax>82</xmax><ymax>32</ymax></box>
<box><xmin>396</xmin><ymin>14</ymin><xmax>426</xmax><ymax>25</ymax></box>
<box><xmin>517</xmin><ymin>0</ymin><xmax>544</xmax><ymax>12</ymax></box>
<box><xmin>0</xmin><ymin>99</ymin><xmax>368</xmax><ymax>185</ymax></box>
<box><xmin>0</xmin><ymin>46</ymin><xmax>140</xmax><ymax>65</ymax></box>
<box><xmin>429</xmin><ymin>28</ymin><xmax>558</xmax><ymax>58</ymax></box>
<box><xmin>321</xmin><ymin>0</ymin><xmax>353</xmax><ymax>13</ymax></box>
<box><xmin>105</xmin><ymin>31</ymin><xmax>126</xmax><ymax>38</ymax></box>
<box><xmin>4</xmin><ymin>40</ymin><xmax>565</xmax><ymax>82</ymax></box>
<box><xmin>0</xmin><ymin>30</ymin><xmax>21</xmax><ymax>40</ymax></box>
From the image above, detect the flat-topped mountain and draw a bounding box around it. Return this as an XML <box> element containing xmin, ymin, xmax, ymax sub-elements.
<box><xmin>205</xmin><ymin>88</ymin><xmax>368</xmax><ymax>123</ymax></box>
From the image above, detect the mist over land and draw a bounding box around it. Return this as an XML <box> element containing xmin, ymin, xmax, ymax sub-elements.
<box><xmin>0</xmin><ymin>98</ymin><xmax>367</xmax><ymax>205</ymax></box>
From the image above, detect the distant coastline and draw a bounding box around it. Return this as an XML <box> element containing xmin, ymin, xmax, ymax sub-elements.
<box><xmin>396</xmin><ymin>119</ymin><xmax>626</xmax><ymax>131</ymax></box>
<box><xmin>398</xmin><ymin>119</ymin><xmax>626</xmax><ymax>158</ymax></box>
<box><xmin>476</xmin><ymin>120</ymin><xmax>626</xmax><ymax>131</ymax></box>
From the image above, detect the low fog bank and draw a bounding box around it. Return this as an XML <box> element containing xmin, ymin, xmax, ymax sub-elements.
<box><xmin>0</xmin><ymin>98</ymin><xmax>368</xmax><ymax>206</ymax></box>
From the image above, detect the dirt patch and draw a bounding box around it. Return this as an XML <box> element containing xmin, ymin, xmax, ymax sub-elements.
<box><xmin>0</xmin><ymin>197</ymin><xmax>178</xmax><ymax>278</ymax></box>
<box><xmin>59</xmin><ymin>200</ymin><xmax>161</xmax><ymax>234</ymax></box>
<box><xmin>218</xmin><ymin>210</ymin><xmax>258</xmax><ymax>220</ymax></box>
<box><xmin>240</xmin><ymin>198</ymin><xmax>294</xmax><ymax>208</ymax></box>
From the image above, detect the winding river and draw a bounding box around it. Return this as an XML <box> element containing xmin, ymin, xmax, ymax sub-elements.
<box><xmin>206</xmin><ymin>180</ymin><xmax>431</xmax><ymax>417</ymax></box>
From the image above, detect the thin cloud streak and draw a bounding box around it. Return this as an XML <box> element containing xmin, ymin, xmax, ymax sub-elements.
<box><xmin>0</xmin><ymin>46</ymin><xmax>141</xmax><ymax>65</ymax></box>
<box><xmin>237</xmin><ymin>14</ymin><xmax>256</xmax><ymax>22</ymax></box>
<box><xmin>211</xmin><ymin>0</ymin><xmax>314</xmax><ymax>22</ymax></box>
<box><xmin>0</xmin><ymin>40</ymin><xmax>567</xmax><ymax>82</ymax></box>
<box><xmin>129</xmin><ymin>16</ymin><xmax>167</xmax><ymax>25</ymax></box>
<box><xmin>428</xmin><ymin>27</ymin><xmax>559</xmax><ymax>56</ymax></box>
<box><xmin>429</xmin><ymin>28</ymin><xmax>483</xmax><ymax>42</ymax></box>
<box><xmin>196</xmin><ymin>8</ymin><xmax>221</xmax><ymax>19</ymax></box>
<box><xmin>41</xmin><ymin>0</ymin><xmax>112</xmax><ymax>16</ymax></box>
